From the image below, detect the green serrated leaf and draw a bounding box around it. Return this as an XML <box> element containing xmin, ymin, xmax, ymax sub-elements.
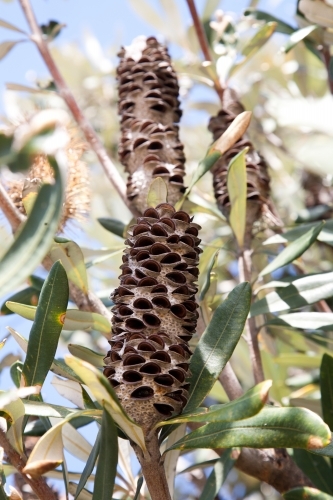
<box><xmin>186</xmin><ymin>282</ymin><xmax>251</xmax><ymax>412</ymax></box>
<box><xmin>21</xmin><ymin>261</ymin><xmax>69</xmax><ymax>389</ymax></box>
<box><xmin>68</xmin><ymin>344</ymin><xmax>104</xmax><ymax>367</ymax></box>
<box><xmin>167</xmin><ymin>407</ymin><xmax>331</xmax><ymax>452</ymax></box>
<box><xmin>0</xmin><ymin>158</ymin><xmax>64</xmax><ymax>297</ymax></box>
<box><xmin>200</xmin><ymin>449</ymin><xmax>236</xmax><ymax>500</ymax></box>
<box><xmin>259</xmin><ymin>222</ymin><xmax>325</xmax><ymax>277</ymax></box>
<box><xmin>251</xmin><ymin>272</ymin><xmax>333</xmax><ymax>316</ymax></box>
<box><xmin>98</xmin><ymin>218</ymin><xmax>126</xmax><ymax>238</ymax></box>
<box><xmin>227</xmin><ymin>148</ymin><xmax>248</xmax><ymax>248</ymax></box>
<box><xmin>284</xmin><ymin>487</ymin><xmax>333</xmax><ymax>500</ymax></box>
<box><xmin>50</xmin><ymin>239</ymin><xmax>88</xmax><ymax>294</ymax></box>
<box><xmin>147</xmin><ymin>176</ymin><xmax>167</xmax><ymax>207</ymax></box>
<box><xmin>92</xmin><ymin>409</ymin><xmax>118</xmax><ymax>500</ymax></box>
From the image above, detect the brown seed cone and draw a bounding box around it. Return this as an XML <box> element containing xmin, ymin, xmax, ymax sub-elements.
<box><xmin>208</xmin><ymin>88</ymin><xmax>279</xmax><ymax>233</ymax></box>
<box><xmin>117</xmin><ymin>36</ymin><xmax>186</xmax><ymax>213</ymax></box>
<box><xmin>302</xmin><ymin>171</ymin><xmax>333</xmax><ymax>218</ymax></box>
<box><xmin>6</xmin><ymin>134</ymin><xmax>90</xmax><ymax>229</ymax></box>
<box><xmin>103</xmin><ymin>203</ymin><xmax>201</xmax><ymax>430</ymax></box>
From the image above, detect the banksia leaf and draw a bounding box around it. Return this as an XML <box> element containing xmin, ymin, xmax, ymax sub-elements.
<box><xmin>103</xmin><ymin>203</ymin><xmax>201</xmax><ymax>430</ymax></box>
<box><xmin>117</xmin><ymin>36</ymin><xmax>186</xmax><ymax>213</ymax></box>
<box><xmin>208</xmin><ymin>88</ymin><xmax>280</xmax><ymax>237</ymax></box>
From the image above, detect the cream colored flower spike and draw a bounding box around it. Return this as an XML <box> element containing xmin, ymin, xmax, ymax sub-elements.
<box><xmin>117</xmin><ymin>36</ymin><xmax>186</xmax><ymax>214</ymax></box>
<box><xmin>103</xmin><ymin>203</ymin><xmax>201</xmax><ymax>430</ymax></box>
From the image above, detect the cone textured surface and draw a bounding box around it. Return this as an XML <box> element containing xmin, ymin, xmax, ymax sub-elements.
<box><xmin>104</xmin><ymin>203</ymin><xmax>201</xmax><ymax>429</ymax></box>
<box><xmin>208</xmin><ymin>88</ymin><xmax>275</xmax><ymax>229</ymax></box>
<box><xmin>117</xmin><ymin>36</ymin><xmax>185</xmax><ymax>213</ymax></box>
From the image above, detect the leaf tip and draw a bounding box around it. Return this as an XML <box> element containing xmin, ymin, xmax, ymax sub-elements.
<box><xmin>23</xmin><ymin>459</ymin><xmax>63</xmax><ymax>476</ymax></box>
<box><xmin>260</xmin><ymin>380</ymin><xmax>273</xmax><ymax>403</ymax></box>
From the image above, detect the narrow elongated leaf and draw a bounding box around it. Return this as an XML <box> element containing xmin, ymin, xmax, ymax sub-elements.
<box><xmin>50</xmin><ymin>238</ymin><xmax>88</xmax><ymax>294</ymax></box>
<box><xmin>0</xmin><ymin>159</ymin><xmax>64</xmax><ymax>297</ymax></box>
<box><xmin>293</xmin><ymin>449</ymin><xmax>333</xmax><ymax>494</ymax></box>
<box><xmin>75</xmin><ymin>430</ymin><xmax>101</xmax><ymax>500</ymax></box>
<box><xmin>147</xmin><ymin>176</ymin><xmax>167</xmax><ymax>206</ymax></box>
<box><xmin>2</xmin><ymin>396</ymin><xmax>25</xmax><ymax>454</ymax></box>
<box><xmin>6</xmin><ymin>302</ymin><xmax>110</xmax><ymax>333</ymax></box>
<box><xmin>1</xmin><ymin>287</ymin><xmax>40</xmax><ymax>315</ymax></box>
<box><xmin>0</xmin><ymin>19</ymin><xmax>26</xmax><ymax>33</ymax></box>
<box><xmin>22</xmin><ymin>400</ymin><xmax>78</xmax><ymax>419</ymax></box>
<box><xmin>277</xmin><ymin>313</ymin><xmax>333</xmax><ymax>330</ymax></box>
<box><xmin>282</xmin><ymin>25</ymin><xmax>319</xmax><ymax>53</ymax></box>
<box><xmin>164</xmin><ymin>424</ymin><xmax>186</xmax><ymax>499</ymax></box>
<box><xmin>200</xmin><ymin>449</ymin><xmax>237</xmax><ymax>500</ymax></box>
<box><xmin>69</xmin><ymin>483</ymin><xmax>93</xmax><ymax>500</ymax></box>
<box><xmin>274</xmin><ymin>353</ymin><xmax>321</xmax><ymax>368</ymax></box>
<box><xmin>186</xmin><ymin>282</ymin><xmax>251</xmax><ymax>412</ymax></box>
<box><xmin>158</xmin><ymin>380</ymin><xmax>271</xmax><ymax>427</ymax></box>
<box><xmin>244</xmin><ymin>9</ymin><xmax>295</xmax><ymax>34</ymax></box>
<box><xmin>98</xmin><ymin>218</ymin><xmax>125</xmax><ymax>238</ymax></box>
<box><xmin>259</xmin><ymin>222</ymin><xmax>324</xmax><ymax>277</ymax></box>
<box><xmin>320</xmin><ymin>354</ymin><xmax>333</xmax><ymax>431</ymax></box>
<box><xmin>133</xmin><ymin>477</ymin><xmax>143</xmax><ymax>500</ymax></box>
<box><xmin>0</xmin><ymin>387</ymin><xmax>38</xmax><ymax>410</ymax></box>
<box><xmin>49</xmin><ymin>418</ymin><xmax>92</xmax><ymax>462</ymax></box>
<box><xmin>51</xmin><ymin>376</ymin><xmax>84</xmax><ymax>409</ymax></box>
<box><xmin>92</xmin><ymin>409</ymin><xmax>118</xmax><ymax>500</ymax></box>
<box><xmin>227</xmin><ymin>148</ymin><xmax>248</xmax><ymax>248</ymax></box>
<box><xmin>21</xmin><ymin>261</ymin><xmax>69</xmax><ymax>389</ymax></box>
<box><xmin>68</xmin><ymin>345</ymin><xmax>104</xmax><ymax>367</ymax></box>
<box><xmin>251</xmin><ymin>272</ymin><xmax>333</xmax><ymax>316</ymax></box>
<box><xmin>65</xmin><ymin>356</ymin><xmax>146</xmax><ymax>451</ymax></box>
<box><xmin>0</xmin><ymin>40</ymin><xmax>24</xmax><ymax>60</ymax></box>
<box><xmin>176</xmin><ymin>112</ymin><xmax>251</xmax><ymax>209</ymax></box>
<box><xmin>242</xmin><ymin>22</ymin><xmax>277</xmax><ymax>57</ymax></box>
<box><xmin>168</xmin><ymin>407</ymin><xmax>330</xmax><ymax>452</ymax></box>
<box><xmin>263</xmin><ymin>220</ymin><xmax>333</xmax><ymax>246</ymax></box>
<box><xmin>199</xmin><ymin>250</ymin><xmax>219</xmax><ymax>301</ymax></box>
<box><xmin>284</xmin><ymin>487</ymin><xmax>333</xmax><ymax>500</ymax></box>
<box><xmin>310</xmin><ymin>436</ymin><xmax>333</xmax><ymax>458</ymax></box>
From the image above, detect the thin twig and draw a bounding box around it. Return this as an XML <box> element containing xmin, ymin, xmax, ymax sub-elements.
<box><xmin>219</xmin><ymin>362</ymin><xmax>243</xmax><ymax>400</ymax></box>
<box><xmin>0</xmin><ymin>182</ymin><xmax>25</xmax><ymax>232</ymax></box>
<box><xmin>17</xmin><ymin>0</ymin><xmax>138</xmax><ymax>217</ymax></box>
<box><xmin>0</xmin><ymin>428</ymin><xmax>59</xmax><ymax>500</ymax></box>
<box><xmin>185</xmin><ymin>0</ymin><xmax>224</xmax><ymax>102</ymax></box>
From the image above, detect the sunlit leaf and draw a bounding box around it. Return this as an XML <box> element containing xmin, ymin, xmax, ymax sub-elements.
<box><xmin>227</xmin><ymin>148</ymin><xmax>248</xmax><ymax>248</ymax></box>
<box><xmin>75</xmin><ymin>430</ymin><xmax>100</xmax><ymax>500</ymax></box>
<box><xmin>282</xmin><ymin>25</ymin><xmax>319</xmax><ymax>53</ymax></box>
<box><xmin>0</xmin><ymin>40</ymin><xmax>25</xmax><ymax>61</ymax></box>
<box><xmin>68</xmin><ymin>345</ymin><xmax>104</xmax><ymax>368</ymax></box>
<box><xmin>284</xmin><ymin>487</ymin><xmax>333</xmax><ymax>500</ymax></box>
<box><xmin>98</xmin><ymin>218</ymin><xmax>126</xmax><ymax>238</ymax></box>
<box><xmin>50</xmin><ymin>238</ymin><xmax>88</xmax><ymax>294</ymax></box>
<box><xmin>21</xmin><ymin>261</ymin><xmax>69</xmax><ymax>389</ymax></box>
<box><xmin>199</xmin><ymin>250</ymin><xmax>219</xmax><ymax>301</ymax></box>
<box><xmin>263</xmin><ymin>221</ymin><xmax>333</xmax><ymax>246</ymax></box>
<box><xmin>259</xmin><ymin>222</ymin><xmax>324</xmax><ymax>277</ymax></box>
<box><xmin>147</xmin><ymin>176</ymin><xmax>167</xmax><ymax>207</ymax></box>
<box><xmin>1</xmin><ymin>287</ymin><xmax>40</xmax><ymax>315</ymax></box>
<box><xmin>0</xmin><ymin>19</ymin><xmax>26</xmax><ymax>34</ymax></box>
<box><xmin>51</xmin><ymin>376</ymin><xmax>85</xmax><ymax>409</ymax></box>
<box><xmin>168</xmin><ymin>407</ymin><xmax>331</xmax><ymax>452</ymax></box>
<box><xmin>277</xmin><ymin>312</ymin><xmax>333</xmax><ymax>330</ymax></box>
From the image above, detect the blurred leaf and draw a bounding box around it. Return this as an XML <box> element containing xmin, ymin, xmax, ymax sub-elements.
<box><xmin>200</xmin><ymin>449</ymin><xmax>237</xmax><ymax>500</ymax></box>
<box><xmin>179</xmin><ymin>459</ymin><xmax>218</xmax><ymax>475</ymax></box>
<box><xmin>21</xmin><ymin>261</ymin><xmax>68</xmax><ymax>390</ymax></box>
<box><xmin>298</xmin><ymin>0</ymin><xmax>333</xmax><ymax>28</ymax></box>
<box><xmin>0</xmin><ymin>158</ymin><xmax>64</xmax><ymax>297</ymax></box>
<box><xmin>320</xmin><ymin>354</ymin><xmax>333</xmax><ymax>431</ymax></box>
<box><xmin>92</xmin><ymin>409</ymin><xmax>118</xmax><ymax>500</ymax></box>
<box><xmin>98</xmin><ymin>218</ymin><xmax>126</xmax><ymax>238</ymax></box>
<box><xmin>0</xmin><ymin>387</ymin><xmax>38</xmax><ymax>410</ymax></box>
<box><xmin>133</xmin><ymin>477</ymin><xmax>143</xmax><ymax>500</ymax></box>
<box><xmin>22</xmin><ymin>400</ymin><xmax>78</xmax><ymax>419</ymax></box>
<box><xmin>202</xmin><ymin>0</ymin><xmax>220</xmax><ymax>20</ymax></box>
<box><xmin>277</xmin><ymin>312</ymin><xmax>333</xmax><ymax>330</ymax></box>
<box><xmin>75</xmin><ymin>430</ymin><xmax>100</xmax><ymax>500</ymax></box>
<box><xmin>65</xmin><ymin>356</ymin><xmax>146</xmax><ymax>451</ymax></box>
<box><xmin>284</xmin><ymin>487</ymin><xmax>333</xmax><ymax>499</ymax></box>
<box><xmin>0</xmin><ymin>19</ymin><xmax>26</xmax><ymax>33</ymax></box>
<box><xmin>263</xmin><ymin>221</ymin><xmax>333</xmax><ymax>246</ymax></box>
<box><xmin>40</xmin><ymin>20</ymin><xmax>65</xmax><ymax>40</ymax></box>
<box><xmin>5</xmin><ymin>82</ymin><xmax>54</xmax><ymax>94</ymax></box>
<box><xmin>283</xmin><ymin>24</ymin><xmax>318</xmax><ymax>53</ymax></box>
<box><xmin>251</xmin><ymin>272</ymin><xmax>333</xmax><ymax>316</ymax></box>
<box><xmin>147</xmin><ymin>176</ymin><xmax>167</xmax><ymax>207</ymax></box>
<box><xmin>0</xmin><ymin>40</ymin><xmax>25</xmax><ymax>60</ymax></box>
<box><xmin>227</xmin><ymin>148</ymin><xmax>248</xmax><ymax>248</ymax></box>
<box><xmin>199</xmin><ymin>250</ymin><xmax>219</xmax><ymax>301</ymax></box>
<box><xmin>51</xmin><ymin>376</ymin><xmax>84</xmax><ymax>409</ymax></box>
<box><xmin>9</xmin><ymin>361</ymin><xmax>23</xmax><ymax>388</ymax></box>
<box><xmin>176</xmin><ymin>112</ymin><xmax>251</xmax><ymax>209</ymax></box>
<box><xmin>68</xmin><ymin>345</ymin><xmax>104</xmax><ymax>368</ymax></box>
<box><xmin>259</xmin><ymin>222</ymin><xmax>324</xmax><ymax>277</ymax></box>
<box><xmin>1</xmin><ymin>287</ymin><xmax>40</xmax><ymax>315</ymax></box>
<box><xmin>158</xmin><ymin>380</ymin><xmax>271</xmax><ymax>427</ymax></box>
<box><xmin>6</xmin><ymin>302</ymin><xmax>110</xmax><ymax>333</ymax></box>
<box><xmin>168</xmin><ymin>407</ymin><xmax>331</xmax><ymax>452</ymax></box>
<box><xmin>293</xmin><ymin>449</ymin><xmax>333</xmax><ymax>494</ymax></box>
<box><xmin>28</xmin><ymin>275</ymin><xmax>44</xmax><ymax>291</ymax></box>
<box><xmin>273</xmin><ymin>353</ymin><xmax>321</xmax><ymax>368</ymax></box>
<box><xmin>244</xmin><ymin>9</ymin><xmax>295</xmax><ymax>34</ymax></box>
<box><xmin>50</xmin><ymin>238</ymin><xmax>88</xmax><ymax>294</ymax></box>
<box><xmin>164</xmin><ymin>424</ymin><xmax>186</xmax><ymax>499</ymax></box>
<box><xmin>186</xmin><ymin>282</ymin><xmax>251</xmax><ymax>412</ymax></box>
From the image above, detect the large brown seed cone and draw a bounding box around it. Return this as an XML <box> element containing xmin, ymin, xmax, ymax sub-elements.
<box><xmin>208</xmin><ymin>88</ymin><xmax>279</xmax><ymax>233</ymax></box>
<box><xmin>117</xmin><ymin>36</ymin><xmax>186</xmax><ymax>213</ymax></box>
<box><xmin>103</xmin><ymin>203</ymin><xmax>201</xmax><ymax>430</ymax></box>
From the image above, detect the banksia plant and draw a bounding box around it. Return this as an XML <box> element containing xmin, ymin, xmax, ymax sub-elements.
<box><xmin>117</xmin><ymin>36</ymin><xmax>186</xmax><ymax>214</ymax></box>
<box><xmin>103</xmin><ymin>202</ymin><xmax>201</xmax><ymax>430</ymax></box>
<box><xmin>5</xmin><ymin>133</ymin><xmax>89</xmax><ymax>229</ymax></box>
<box><xmin>208</xmin><ymin>88</ymin><xmax>278</xmax><ymax>236</ymax></box>
<box><xmin>302</xmin><ymin>171</ymin><xmax>333</xmax><ymax>218</ymax></box>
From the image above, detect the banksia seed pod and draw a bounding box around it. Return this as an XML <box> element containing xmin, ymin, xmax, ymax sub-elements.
<box><xmin>208</xmin><ymin>88</ymin><xmax>277</xmax><ymax>232</ymax></box>
<box><xmin>117</xmin><ymin>36</ymin><xmax>186</xmax><ymax>213</ymax></box>
<box><xmin>103</xmin><ymin>203</ymin><xmax>201</xmax><ymax>430</ymax></box>
<box><xmin>6</xmin><ymin>134</ymin><xmax>89</xmax><ymax>229</ymax></box>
